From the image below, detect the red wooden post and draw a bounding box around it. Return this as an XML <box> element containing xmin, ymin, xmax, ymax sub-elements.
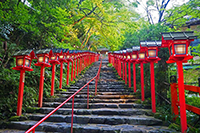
<box><xmin>49</xmin><ymin>53</ymin><xmax>60</xmax><ymax>96</ymax></box>
<box><xmin>140</xmin><ymin>63</ymin><xmax>145</xmax><ymax>101</ymax></box>
<box><xmin>177</xmin><ymin>61</ymin><xmax>187</xmax><ymax>132</ymax></box>
<box><xmin>125</xmin><ymin>61</ymin><xmax>127</xmax><ymax>84</ymax></box>
<box><xmin>74</xmin><ymin>60</ymin><xmax>76</xmax><ymax>79</ymax></box>
<box><xmin>80</xmin><ymin>55</ymin><xmax>83</xmax><ymax>73</ymax></box>
<box><xmin>67</xmin><ymin>62</ymin><xmax>70</xmax><ymax>85</ymax></box>
<box><xmin>77</xmin><ymin>56</ymin><xmax>79</xmax><ymax>76</ymax></box>
<box><xmin>86</xmin><ymin>55</ymin><xmax>88</xmax><ymax>67</ymax></box>
<box><xmin>59</xmin><ymin>62</ymin><xmax>63</xmax><ymax>89</ymax></box>
<box><xmin>119</xmin><ymin>58</ymin><xmax>122</xmax><ymax>78</ymax></box>
<box><xmin>118</xmin><ymin>57</ymin><xmax>120</xmax><ymax>76</ymax></box>
<box><xmin>128</xmin><ymin>61</ymin><xmax>131</xmax><ymax>88</ymax></box>
<box><xmin>83</xmin><ymin>54</ymin><xmax>85</xmax><ymax>68</ymax></box>
<box><xmin>133</xmin><ymin>63</ymin><xmax>136</xmax><ymax>92</ymax></box>
<box><xmin>117</xmin><ymin>57</ymin><xmax>119</xmax><ymax>75</ymax></box>
<box><xmin>122</xmin><ymin>61</ymin><xmax>124</xmax><ymax>80</ymax></box>
<box><xmin>170</xmin><ymin>83</ymin><xmax>179</xmax><ymax>120</ymax></box>
<box><xmin>84</xmin><ymin>55</ymin><xmax>86</xmax><ymax>68</ymax></box>
<box><xmin>150</xmin><ymin>62</ymin><xmax>156</xmax><ymax>113</ymax></box>
<box><xmin>51</xmin><ymin>64</ymin><xmax>56</xmax><ymax>96</ymax></box>
<box><xmin>71</xmin><ymin>61</ymin><xmax>73</xmax><ymax>81</ymax></box>
<box><xmin>115</xmin><ymin>56</ymin><xmax>117</xmax><ymax>70</ymax></box>
<box><xmin>126</xmin><ymin>49</ymin><xmax>132</xmax><ymax>88</ymax></box>
<box><xmin>115</xmin><ymin>56</ymin><xmax>117</xmax><ymax>72</ymax></box>
<box><xmin>38</xmin><ymin>66</ymin><xmax>45</xmax><ymax>107</ymax></box>
<box><xmin>17</xmin><ymin>70</ymin><xmax>25</xmax><ymax>116</ymax></box>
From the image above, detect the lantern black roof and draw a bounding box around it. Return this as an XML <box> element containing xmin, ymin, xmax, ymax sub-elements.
<box><xmin>52</xmin><ymin>48</ymin><xmax>62</xmax><ymax>53</ymax></box>
<box><xmin>62</xmin><ymin>49</ymin><xmax>69</xmax><ymax>53</ymax></box>
<box><xmin>35</xmin><ymin>48</ymin><xmax>52</xmax><ymax>54</ymax></box>
<box><xmin>140</xmin><ymin>41</ymin><xmax>161</xmax><ymax>47</ymax></box>
<box><xmin>113</xmin><ymin>51</ymin><xmax>119</xmax><ymax>54</ymax></box>
<box><xmin>13</xmin><ymin>49</ymin><xmax>34</xmax><ymax>56</ymax></box>
<box><xmin>69</xmin><ymin>50</ymin><xmax>74</xmax><ymax>54</ymax></box>
<box><xmin>132</xmin><ymin>46</ymin><xmax>140</xmax><ymax>51</ymax></box>
<box><xmin>126</xmin><ymin>48</ymin><xmax>133</xmax><ymax>52</ymax></box>
<box><xmin>161</xmin><ymin>31</ymin><xmax>197</xmax><ymax>40</ymax></box>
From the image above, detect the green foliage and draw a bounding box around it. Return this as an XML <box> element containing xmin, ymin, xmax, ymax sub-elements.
<box><xmin>121</xmin><ymin>22</ymin><xmax>169</xmax><ymax>49</ymax></box>
<box><xmin>165</xmin><ymin>0</ymin><xmax>200</xmax><ymax>34</ymax></box>
<box><xmin>121</xmin><ymin>23</ymin><xmax>170</xmax><ymax>103</ymax></box>
<box><xmin>8</xmin><ymin>116</ymin><xmax>20</xmax><ymax>121</ymax></box>
<box><xmin>107</xmin><ymin>63</ymin><xmax>113</xmax><ymax>67</ymax></box>
<box><xmin>185</xmin><ymin>95</ymin><xmax>200</xmax><ymax>108</ymax></box>
<box><xmin>25</xmin><ymin>107</ymin><xmax>40</xmax><ymax>113</ymax></box>
<box><xmin>0</xmin><ymin>0</ymin><xmax>140</xmax><ymax>51</ymax></box>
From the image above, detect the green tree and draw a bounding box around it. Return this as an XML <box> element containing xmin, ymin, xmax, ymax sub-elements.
<box><xmin>164</xmin><ymin>0</ymin><xmax>200</xmax><ymax>35</ymax></box>
<box><xmin>121</xmin><ymin>22</ymin><xmax>171</xmax><ymax>104</ymax></box>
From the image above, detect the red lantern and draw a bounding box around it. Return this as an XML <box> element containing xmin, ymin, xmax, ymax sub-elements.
<box><xmin>137</xmin><ymin>46</ymin><xmax>147</xmax><ymax>101</ymax></box>
<box><xmin>131</xmin><ymin>46</ymin><xmax>140</xmax><ymax>93</ymax></box>
<box><xmin>12</xmin><ymin>49</ymin><xmax>36</xmax><ymax>116</ymax></box>
<box><xmin>62</xmin><ymin>50</ymin><xmax>71</xmax><ymax>86</ymax></box>
<box><xmin>161</xmin><ymin>31</ymin><xmax>196</xmax><ymax>133</ymax></box>
<box><xmin>122</xmin><ymin>50</ymin><xmax>127</xmax><ymax>83</ymax></box>
<box><xmin>119</xmin><ymin>51</ymin><xmax>123</xmax><ymax>78</ymax></box>
<box><xmin>126</xmin><ymin>49</ymin><xmax>133</xmax><ymax>88</ymax></box>
<box><xmin>140</xmin><ymin>41</ymin><xmax>162</xmax><ymax>113</ymax></box>
<box><xmin>57</xmin><ymin>49</ymin><xmax>68</xmax><ymax>89</ymax></box>
<box><xmin>35</xmin><ymin>49</ymin><xmax>52</xmax><ymax>107</ymax></box>
<box><xmin>49</xmin><ymin>49</ymin><xmax>60</xmax><ymax>96</ymax></box>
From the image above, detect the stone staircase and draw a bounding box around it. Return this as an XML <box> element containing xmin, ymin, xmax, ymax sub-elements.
<box><xmin>5</xmin><ymin>59</ymin><xmax>176</xmax><ymax>133</ymax></box>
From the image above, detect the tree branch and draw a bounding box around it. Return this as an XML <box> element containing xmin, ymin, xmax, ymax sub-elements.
<box><xmin>158</xmin><ymin>0</ymin><xmax>171</xmax><ymax>22</ymax></box>
<box><xmin>81</xmin><ymin>28</ymin><xmax>91</xmax><ymax>48</ymax></box>
<box><xmin>72</xmin><ymin>6</ymin><xmax>98</xmax><ymax>25</ymax></box>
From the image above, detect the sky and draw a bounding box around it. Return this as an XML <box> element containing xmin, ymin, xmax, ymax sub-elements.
<box><xmin>133</xmin><ymin>0</ymin><xmax>190</xmax><ymax>23</ymax></box>
<box><xmin>21</xmin><ymin>0</ymin><xmax>31</xmax><ymax>7</ymax></box>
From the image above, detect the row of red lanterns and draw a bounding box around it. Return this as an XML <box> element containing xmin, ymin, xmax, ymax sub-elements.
<box><xmin>109</xmin><ymin>31</ymin><xmax>196</xmax><ymax>133</ymax></box>
<box><xmin>12</xmin><ymin>48</ymin><xmax>99</xmax><ymax>116</ymax></box>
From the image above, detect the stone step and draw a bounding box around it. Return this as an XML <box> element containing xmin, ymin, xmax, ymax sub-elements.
<box><xmin>26</xmin><ymin>114</ymin><xmax>162</xmax><ymax>126</ymax></box>
<box><xmin>43</xmin><ymin>108</ymin><xmax>150</xmax><ymax>116</ymax></box>
<box><xmin>44</xmin><ymin>98</ymin><xmax>138</xmax><ymax>103</ymax></box>
<box><xmin>55</xmin><ymin>94</ymin><xmax>135</xmax><ymax>99</ymax></box>
<box><xmin>31</xmin><ymin>107</ymin><xmax>150</xmax><ymax>116</ymax></box>
<box><xmin>65</xmin><ymin>85</ymin><xmax>129</xmax><ymax>89</ymax></box>
<box><xmin>66</xmin><ymin>88</ymin><xmax>132</xmax><ymax>93</ymax></box>
<box><xmin>9</xmin><ymin>121</ymin><xmax>175</xmax><ymax>133</ymax></box>
<box><xmin>58</xmin><ymin>91</ymin><xmax>133</xmax><ymax>95</ymax></box>
<box><xmin>75</xmin><ymin>81</ymin><xmax>125</xmax><ymax>86</ymax></box>
<box><xmin>42</xmin><ymin>102</ymin><xmax>151</xmax><ymax>109</ymax></box>
<box><xmin>95</xmin><ymin>95</ymin><xmax>135</xmax><ymax>99</ymax></box>
<box><xmin>0</xmin><ymin>129</ymin><xmax>47</xmax><ymax>133</ymax></box>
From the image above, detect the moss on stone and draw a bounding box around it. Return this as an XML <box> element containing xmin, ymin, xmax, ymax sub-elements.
<box><xmin>154</xmin><ymin>112</ymin><xmax>163</xmax><ymax>120</ymax></box>
<box><xmin>62</xmin><ymin>89</ymin><xmax>67</xmax><ymax>92</ymax></box>
<box><xmin>26</xmin><ymin>107</ymin><xmax>40</xmax><ymax>113</ymax></box>
<box><xmin>135</xmin><ymin>99</ymin><xmax>142</xmax><ymax>104</ymax></box>
<box><xmin>8</xmin><ymin>116</ymin><xmax>20</xmax><ymax>121</ymax></box>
